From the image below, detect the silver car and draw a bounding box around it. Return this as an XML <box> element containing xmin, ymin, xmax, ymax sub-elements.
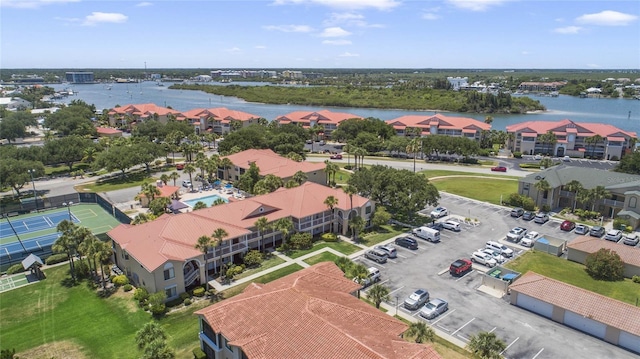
<box><xmin>364</xmin><ymin>249</ymin><xmax>387</xmax><ymax>264</ymax></box>
<box><xmin>404</xmin><ymin>289</ymin><xmax>430</xmax><ymax>310</ymax></box>
<box><xmin>374</xmin><ymin>244</ymin><xmax>397</xmax><ymax>259</ymax></box>
<box><xmin>419</xmin><ymin>298</ymin><xmax>448</xmax><ymax>320</ymax></box>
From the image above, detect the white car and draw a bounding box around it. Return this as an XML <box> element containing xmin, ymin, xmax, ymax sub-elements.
<box><xmin>520</xmin><ymin>231</ymin><xmax>539</xmax><ymax>247</ymax></box>
<box><xmin>481</xmin><ymin>248</ymin><xmax>506</xmax><ymax>264</ymax></box>
<box><xmin>506</xmin><ymin>227</ymin><xmax>527</xmax><ymax>242</ymax></box>
<box><xmin>442</xmin><ymin>220</ymin><xmax>461</xmax><ymax>232</ymax></box>
<box><xmin>471</xmin><ymin>251</ymin><xmax>497</xmax><ymax>267</ymax></box>
<box><xmin>604</xmin><ymin>229</ymin><xmax>622</xmax><ymax>242</ymax></box>
<box><xmin>430</xmin><ymin>207</ymin><xmax>448</xmax><ymax>218</ymax></box>
<box><xmin>485</xmin><ymin>241</ymin><xmax>514</xmax><ymax>257</ymax></box>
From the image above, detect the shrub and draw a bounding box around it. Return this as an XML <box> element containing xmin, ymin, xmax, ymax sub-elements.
<box><xmin>613</xmin><ymin>218</ymin><xmax>630</xmax><ymax>231</ymax></box>
<box><xmin>74</xmin><ymin>260</ymin><xmax>91</xmax><ymax>279</ymax></box>
<box><xmin>289</xmin><ymin>232</ymin><xmax>313</xmax><ymax>250</ymax></box>
<box><xmin>344</xmin><ymin>165</ymin><xmax>353</xmax><ymax>170</ymax></box>
<box><xmin>6</xmin><ymin>264</ymin><xmax>24</xmax><ymax>275</ymax></box>
<box><xmin>193</xmin><ymin>287</ymin><xmax>206</xmax><ymax>297</ymax></box>
<box><xmin>184</xmin><ymin>298</ymin><xmax>192</xmax><ymax>306</ymax></box>
<box><xmin>179</xmin><ymin>292</ymin><xmax>191</xmax><ymax>301</ymax></box>
<box><xmin>585</xmin><ymin>248</ymin><xmax>624</xmax><ymax>281</ymax></box>
<box><xmin>165</xmin><ymin>297</ymin><xmax>184</xmax><ymax>307</ymax></box>
<box><xmin>134</xmin><ymin>287</ymin><xmax>150</xmax><ymax>302</ymax></box>
<box><xmin>45</xmin><ymin>253</ymin><xmax>68</xmax><ymax>265</ymax></box>
<box><xmin>123</xmin><ymin>284</ymin><xmax>133</xmax><ymax>292</ymax></box>
<box><xmin>149</xmin><ymin>291</ymin><xmax>166</xmax><ymax>316</ymax></box>
<box><xmin>193</xmin><ymin>348</ymin><xmax>207</xmax><ymax>359</ymax></box>
<box><xmin>632</xmin><ymin>275</ymin><xmax>640</xmax><ymax>284</ymax></box>
<box><xmin>541</xmin><ymin>204</ymin><xmax>551</xmax><ymax>213</ymax></box>
<box><xmin>112</xmin><ymin>274</ymin><xmax>129</xmax><ymax>286</ymax></box>
<box><xmin>225</xmin><ymin>265</ymin><xmax>244</xmax><ymax>280</ymax></box>
<box><xmin>513</xmin><ymin>151</ymin><xmax>522</xmax><ymax>158</ymax></box>
<box><xmin>321</xmin><ymin>233</ymin><xmax>338</xmax><ymax>242</ymax></box>
<box><xmin>243</xmin><ymin>250</ymin><xmax>264</xmax><ymax>267</ymax></box>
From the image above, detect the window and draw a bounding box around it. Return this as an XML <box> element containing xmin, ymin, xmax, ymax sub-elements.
<box><xmin>365</xmin><ymin>206</ymin><xmax>372</xmax><ymax>214</ymax></box>
<box><xmin>123</xmin><ymin>251</ymin><xmax>129</xmax><ymax>260</ymax></box>
<box><xmin>163</xmin><ymin>263</ymin><xmax>175</xmax><ymax>280</ymax></box>
<box><xmin>165</xmin><ymin>285</ymin><xmax>177</xmax><ymax>299</ymax></box>
<box><xmin>630</xmin><ymin>197</ymin><xmax>637</xmax><ymax>209</ymax></box>
<box><xmin>224</xmin><ymin>335</ymin><xmax>232</xmax><ymax>351</ymax></box>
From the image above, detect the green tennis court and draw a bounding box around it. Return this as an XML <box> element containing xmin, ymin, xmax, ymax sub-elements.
<box><xmin>0</xmin><ymin>273</ymin><xmax>29</xmax><ymax>293</ymax></box>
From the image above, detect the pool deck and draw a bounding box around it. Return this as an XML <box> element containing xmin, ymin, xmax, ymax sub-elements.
<box><xmin>176</xmin><ymin>186</ymin><xmax>244</xmax><ymax>212</ymax></box>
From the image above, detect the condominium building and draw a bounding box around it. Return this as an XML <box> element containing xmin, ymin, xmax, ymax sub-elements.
<box><xmin>274</xmin><ymin>110</ymin><xmax>363</xmax><ymax>139</ymax></box>
<box><xmin>178</xmin><ymin>107</ymin><xmax>261</xmax><ymax>135</ymax></box>
<box><xmin>386</xmin><ymin>113</ymin><xmax>491</xmax><ymax>140</ymax></box>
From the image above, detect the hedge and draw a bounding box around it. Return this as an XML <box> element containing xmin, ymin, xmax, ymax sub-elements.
<box><xmin>6</xmin><ymin>264</ymin><xmax>24</xmax><ymax>275</ymax></box>
<box><xmin>112</xmin><ymin>274</ymin><xmax>129</xmax><ymax>286</ymax></box>
<box><xmin>45</xmin><ymin>253</ymin><xmax>68</xmax><ymax>265</ymax></box>
<box><xmin>193</xmin><ymin>287</ymin><xmax>205</xmax><ymax>297</ymax></box>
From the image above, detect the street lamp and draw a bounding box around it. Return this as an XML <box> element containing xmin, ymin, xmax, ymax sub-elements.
<box><xmin>62</xmin><ymin>201</ymin><xmax>74</xmax><ymax>221</ymax></box>
<box><xmin>28</xmin><ymin>169</ymin><xmax>38</xmax><ymax>212</ymax></box>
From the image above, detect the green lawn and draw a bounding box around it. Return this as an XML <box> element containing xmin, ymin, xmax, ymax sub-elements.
<box><xmin>360</xmin><ymin>224</ymin><xmax>406</xmax><ymax>246</ymax></box>
<box><xmin>220</xmin><ymin>264</ymin><xmax>304</xmax><ymax>299</ymax></box>
<box><xmin>505</xmin><ymin>251</ymin><xmax>640</xmax><ymax>305</ymax></box>
<box><xmin>76</xmin><ymin>172</ymin><xmax>159</xmax><ymax>192</ymax></box>
<box><xmin>431</xmin><ymin>177</ymin><xmax>518</xmax><ymax>205</ymax></box>
<box><xmin>233</xmin><ymin>255</ymin><xmax>286</xmax><ymax>280</ymax></box>
<box><xmin>304</xmin><ymin>251</ymin><xmax>341</xmax><ymax>265</ymax></box>
<box><xmin>288</xmin><ymin>241</ymin><xmax>361</xmax><ymax>259</ymax></box>
<box><xmin>423</xmin><ymin>169</ymin><xmax>520</xmax><ymax>180</ymax></box>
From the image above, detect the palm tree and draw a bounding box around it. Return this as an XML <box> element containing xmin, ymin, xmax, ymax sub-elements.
<box><xmin>194</xmin><ymin>235</ymin><xmax>213</xmax><ymax>289</ymax></box>
<box><xmin>343</xmin><ymin>185</ymin><xmax>357</xmax><ymax>229</ymax></box>
<box><xmin>183</xmin><ymin>163</ymin><xmax>196</xmax><ymax>190</ymax></box>
<box><xmin>212</xmin><ymin>228</ymin><xmax>228</xmax><ymax>276</ymax></box>
<box><xmin>95</xmin><ymin>240</ymin><xmax>112</xmax><ymax>290</ymax></box>
<box><xmin>367</xmin><ymin>283</ymin><xmax>390</xmax><ymax>309</ymax></box>
<box><xmin>140</xmin><ymin>183</ymin><xmax>161</xmax><ymax>202</ymax></box>
<box><xmin>349</xmin><ymin>215</ymin><xmax>365</xmax><ymax>243</ymax></box>
<box><xmin>334</xmin><ymin>256</ymin><xmax>353</xmax><ymax>273</ymax></box>
<box><xmin>160</xmin><ymin>173</ymin><xmax>170</xmax><ymax>186</ymax></box>
<box><xmin>77</xmin><ymin>232</ymin><xmax>99</xmax><ymax>276</ymax></box>
<box><xmin>354</xmin><ymin>146</ymin><xmax>367</xmax><ymax>170</ymax></box>
<box><xmin>274</xmin><ymin>217</ymin><xmax>294</xmax><ymax>249</ymax></box>
<box><xmin>254</xmin><ymin>216</ymin><xmax>270</xmax><ymax>252</ymax></box>
<box><xmin>350</xmin><ymin>263</ymin><xmax>369</xmax><ymax>297</ymax></box>
<box><xmin>577</xmin><ymin>188</ymin><xmax>591</xmax><ymax>210</ymax></box>
<box><xmin>534</xmin><ymin>179</ymin><xmax>551</xmax><ymax>208</ymax></box>
<box><xmin>407</xmin><ymin>138</ymin><xmax>421</xmax><ymax>172</ymax></box>
<box><xmin>467</xmin><ymin>331</ymin><xmax>507</xmax><ymax>359</ymax></box>
<box><xmin>82</xmin><ymin>147</ymin><xmax>97</xmax><ymax>163</ymax></box>
<box><xmin>292</xmin><ymin>170</ymin><xmax>307</xmax><ymax>185</ymax></box>
<box><xmin>484</xmin><ymin>115</ymin><xmax>494</xmax><ymax>125</ymax></box>
<box><xmin>169</xmin><ymin>171</ymin><xmax>180</xmax><ymax>187</ymax></box>
<box><xmin>324</xmin><ymin>160</ymin><xmax>339</xmax><ymax>186</ymax></box>
<box><xmin>565</xmin><ymin>180</ymin><xmax>583</xmax><ymax>211</ymax></box>
<box><xmin>586</xmin><ymin>134</ymin><xmax>604</xmax><ymax>159</ymax></box>
<box><xmin>323</xmin><ymin>195</ymin><xmax>339</xmax><ymax>233</ymax></box>
<box><xmin>53</xmin><ymin>220</ymin><xmax>78</xmax><ymax>280</ymax></box>
<box><xmin>136</xmin><ymin>322</ymin><xmax>167</xmax><ymax>349</ymax></box>
<box><xmin>405</xmin><ymin>321</ymin><xmax>435</xmax><ymax>344</ymax></box>
<box><xmin>220</xmin><ymin>157</ymin><xmax>233</xmax><ymax>181</ymax></box>
<box><xmin>589</xmin><ymin>185</ymin><xmax>611</xmax><ymax>212</ymax></box>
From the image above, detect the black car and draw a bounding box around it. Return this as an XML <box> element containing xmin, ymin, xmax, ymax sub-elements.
<box><xmin>522</xmin><ymin>211</ymin><xmax>535</xmax><ymax>221</ymax></box>
<box><xmin>395</xmin><ymin>236</ymin><xmax>418</xmax><ymax>250</ymax></box>
<box><xmin>427</xmin><ymin>222</ymin><xmax>444</xmax><ymax>231</ymax></box>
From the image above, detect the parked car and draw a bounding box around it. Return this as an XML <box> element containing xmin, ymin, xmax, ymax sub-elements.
<box><xmin>604</xmin><ymin>229</ymin><xmax>622</xmax><ymax>242</ymax></box>
<box><xmin>534</xmin><ymin>154</ymin><xmax>543</xmax><ymax>160</ymax></box>
<box><xmin>520</xmin><ymin>231</ymin><xmax>539</xmax><ymax>247</ymax></box>
<box><xmin>471</xmin><ymin>251</ymin><xmax>498</xmax><ymax>267</ymax></box>
<box><xmin>364</xmin><ymin>249</ymin><xmax>388</xmax><ymax>264</ymax></box>
<box><xmin>442</xmin><ymin>220</ymin><xmax>461</xmax><ymax>232</ymax></box>
<box><xmin>404</xmin><ymin>289</ymin><xmax>430</xmax><ymax>310</ymax></box>
<box><xmin>589</xmin><ymin>226</ymin><xmax>605</xmax><ymax>237</ymax></box>
<box><xmin>449</xmin><ymin>259</ymin><xmax>472</xmax><ymax>276</ymax></box>
<box><xmin>395</xmin><ymin>236</ymin><xmax>418</xmax><ymax>250</ymax></box>
<box><xmin>427</xmin><ymin>221</ymin><xmax>444</xmax><ymax>231</ymax></box>
<box><xmin>522</xmin><ymin>211</ymin><xmax>535</xmax><ymax>221</ymax></box>
<box><xmin>430</xmin><ymin>206</ymin><xmax>448</xmax><ymax>218</ymax></box>
<box><xmin>534</xmin><ymin>212</ymin><xmax>549</xmax><ymax>224</ymax></box>
<box><xmin>506</xmin><ymin>227</ymin><xmax>527</xmax><ymax>242</ymax></box>
<box><xmin>420</xmin><ymin>298</ymin><xmax>449</xmax><ymax>320</ymax></box>
<box><xmin>563</xmin><ymin>156</ymin><xmax>571</xmax><ymax>162</ymax></box>
<box><xmin>374</xmin><ymin>244</ymin><xmax>397</xmax><ymax>259</ymax></box>
<box><xmin>182</xmin><ymin>180</ymin><xmax>192</xmax><ymax>188</ymax></box>
<box><xmin>355</xmin><ymin>267</ymin><xmax>380</xmax><ymax>287</ymax></box>
<box><xmin>510</xmin><ymin>207</ymin><xmax>524</xmax><ymax>218</ymax></box>
<box><xmin>329</xmin><ymin>154</ymin><xmax>342</xmax><ymax>160</ymax></box>
<box><xmin>412</xmin><ymin>226</ymin><xmax>441</xmax><ymax>243</ymax></box>
<box><xmin>491</xmin><ymin>166</ymin><xmax>507</xmax><ymax>172</ymax></box>
<box><xmin>481</xmin><ymin>248</ymin><xmax>506</xmax><ymax>264</ymax></box>
<box><xmin>623</xmin><ymin>233</ymin><xmax>639</xmax><ymax>246</ymax></box>
<box><xmin>575</xmin><ymin>224</ymin><xmax>589</xmax><ymax>235</ymax></box>
<box><xmin>175</xmin><ymin>163</ymin><xmax>185</xmax><ymax>170</ymax></box>
<box><xmin>485</xmin><ymin>241</ymin><xmax>514</xmax><ymax>257</ymax></box>
<box><xmin>560</xmin><ymin>220</ymin><xmax>576</xmax><ymax>231</ymax></box>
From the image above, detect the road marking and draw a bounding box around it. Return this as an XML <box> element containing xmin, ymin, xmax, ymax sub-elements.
<box><xmin>500</xmin><ymin>337</ymin><xmax>520</xmax><ymax>355</ymax></box>
<box><xmin>456</xmin><ymin>334</ymin><xmax>470</xmax><ymax>342</ymax></box>
<box><xmin>387</xmin><ymin>258</ymin><xmax>398</xmax><ymax>263</ymax></box>
<box><xmin>431</xmin><ymin>308</ymin><xmax>456</xmax><ymax>325</ymax></box>
<box><xmin>451</xmin><ymin>317</ymin><xmax>475</xmax><ymax>336</ymax></box>
<box><xmin>397</xmin><ymin>254</ymin><xmax>408</xmax><ymax>258</ymax></box>
<box><xmin>489</xmin><ymin>327</ymin><xmax>497</xmax><ymax>333</ymax></box>
<box><xmin>412</xmin><ymin>311</ymin><xmax>422</xmax><ymax>317</ymax></box>
<box><xmin>387</xmin><ymin>286</ymin><xmax>404</xmax><ymax>296</ymax></box>
<box><xmin>437</xmin><ymin>268</ymin><xmax>449</xmax><ymax>276</ymax></box>
<box><xmin>378</xmin><ymin>279</ymin><xmax>390</xmax><ymax>286</ymax></box>
<box><xmin>436</xmin><ymin>324</ymin><xmax>450</xmax><ymax>332</ymax></box>
<box><xmin>455</xmin><ymin>270</ymin><xmax>474</xmax><ymax>281</ymax></box>
<box><xmin>531</xmin><ymin>348</ymin><xmax>544</xmax><ymax>359</ymax></box>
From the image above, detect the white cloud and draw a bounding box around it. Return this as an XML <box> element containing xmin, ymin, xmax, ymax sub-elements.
<box><xmin>272</xmin><ymin>0</ymin><xmax>400</xmax><ymax>10</ymax></box>
<box><xmin>554</xmin><ymin>26</ymin><xmax>583</xmax><ymax>34</ymax></box>
<box><xmin>446</xmin><ymin>0</ymin><xmax>508</xmax><ymax>12</ymax></box>
<box><xmin>339</xmin><ymin>52</ymin><xmax>359</xmax><ymax>57</ymax></box>
<box><xmin>263</xmin><ymin>24</ymin><xmax>313</xmax><ymax>32</ymax></box>
<box><xmin>576</xmin><ymin>10</ymin><xmax>638</xmax><ymax>26</ymax></box>
<box><xmin>225</xmin><ymin>47</ymin><xmax>242</xmax><ymax>53</ymax></box>
<box><xmin>1</xmin><ymin>0</ymin><xmax>79</xmax><ymax>9</ymax></box>
<box><xmin>136</xmin><ymin>2</ymin><xmax>153</xmax><ymax>7</ymax></box>
<box><xmin>322</xmin><ymin>39</ymin><xmax>352</xmax><ymax>45</ymax></box>
<box><xmin>83</xmin><ymin>12</ymin><xmax>128</xmax><ymax>26</ymax></box>
<box><xmin>422</xmin><ymin>13</ymin><xmax>440</xmax><ymax>20</ymax></box>
<box><xmin>319</xmin><ymin>26</ymin><xmax>351</xmax><ymax>37</ymax></box>
<box><xmin>54</xmin><ymin>16</ymin><xmax>81</xmax><ymax>24</ymax></box>
<box><xmin>255</xmin><ymin>45</ymin><xmax>267</xmax><ymax>49</ymax></box>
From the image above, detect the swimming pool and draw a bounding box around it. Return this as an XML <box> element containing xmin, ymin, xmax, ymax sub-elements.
<box><xmin>183</xmin><ymin>195</ymin><xmax>228</xmax><ymax>208</ymax></box>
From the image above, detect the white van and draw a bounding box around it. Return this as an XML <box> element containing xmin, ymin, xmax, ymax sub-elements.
<box><xmin>412</xmin><ymin>226</ymin><xmax>441</xmax><ymax>243</ymax></box>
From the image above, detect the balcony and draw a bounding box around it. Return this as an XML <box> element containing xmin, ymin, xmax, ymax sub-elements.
<box><xmin>199</xmin><ymin>333</ymin><xmax>221</xmax><ymax>353</ymax></box>
<box><xmin>602</xmin><ymin>199</ymin><xmax>624</xmax><ymax>208</ymax></box>
<box><xmin>184</xmin><ymin>269</ymin><xmax>199</xmax><ymax>287</ymax></box>
<box><xmin>206</xmin><ymin>242</ymin><xmax>249</xmax><ymax>260</ymax></box>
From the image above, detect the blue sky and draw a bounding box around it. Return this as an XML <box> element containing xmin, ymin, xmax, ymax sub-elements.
<box><xmin>1</xmin><ymin>0</ymin><xmax>639</xmax><ymax>69</ymax></box>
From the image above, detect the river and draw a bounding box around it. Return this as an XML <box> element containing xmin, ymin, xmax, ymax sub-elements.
<box><xmin>50</xmin><ymin>81</ymin><xmax>640</xmax><ymax>133</ymax></box>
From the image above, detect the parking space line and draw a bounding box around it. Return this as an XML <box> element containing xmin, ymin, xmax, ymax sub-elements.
<box><xmin>489</xmin><ymin>327</ymin><xmax>497</xmax><ymax>333</ymax></box>
<box><xmin>455</xmin><ymin>270</ymin><xmax>474</xmax><ymax>281</ymax></box>
<box><xmin>500</xmin><ymin>337</ymin><xmax>520</xmax><ymax>355</ymax></box>
<box><xmin>431</xmin><ymin>308</ymin><xmax>456</xmax><ymax>325</ymax></box>
<box><xmin>436</xmin><ymin>324</ymin><xmax>450</xmax><ymax>332</ymax></box>
<box><xmin>531</xmin><ymin>348</ymin><xmax>544</xmax><ymax>359</ymax></box>
<box><xmin>456</xmin><ymin>334</ymin><xmax>470</xmax><ymax>342</ymax></box>
<box><xmin>451</xmin><ymin>317</ymin><xmax>475</xmax><ymax>336</ymax></box>
<box><xmin>387</xmin><ymin>259</ymin><xmax>398</xmax><ymax>264</ymax></box>
<box><xmin>412</xmin><ymin>311</ymin><xmax>422</xmax><ymax>317</ymax></box>
<box><xmin>378</xmin><ymin>279</ymin><xmax>389</xmax><ymax>286</ymax></box>
<box><xmin>397</xmin><ymin>254</ymin><xmax>408</xmax><ymax>258</ymax></box>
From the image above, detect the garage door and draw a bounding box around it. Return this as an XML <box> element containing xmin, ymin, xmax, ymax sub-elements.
<box><xmin>619</xmin><ymin>331</ymin><xmax>640</xmax><ymax>354</ymax></box>
<box><xmin>563</xmin><ymin>311</ymin><xmax>607</xmax><ymax>338</ymax></box>
<box><xmin>516</xmin><ymin>293</ymin><xmax>554</xmax><ymax>318</ymax></box>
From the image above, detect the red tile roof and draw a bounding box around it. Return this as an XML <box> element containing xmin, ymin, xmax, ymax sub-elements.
<box><xmin>510</xmin><ymin>272</ymin><xmax>640</xmax><ymax>337</ymax></box>
<box><xmin>138</xmin><ymin>185</ymin><xmax>180</xmax><ymax>199</ymax></box>
<box><xmin>196</xmin><ymin>262</ymin><xmax>442</xmax><ymax>359</ymax></box>
<box><xmin>223</xmin><ymin>149</ymin><xmax>325</xmax><ymax>179</ymax></box>
<box><xmin>180</xmin><ymin>107</ymin><xmax>260</xmax><ymax>122</ymax></box>
<box><xmin>108</xmin><ymin>103</ymin><xmax>180</xmax><ymax>117</ymax></box>
<box><xmin>506</xmin><ymin>119</ymin><xmax>637</xmax><ymax>139</ymax></box>
<box><xmin>275</xmin><ymin>110</ymin><xmax>363</xmax><ymax>125</ymax></box>
<box><xmin>568</xmin><ymin>235</ymin><xmax>640</xmax><ymax>267</ymax></box>
<box><xmin>386</xmin><ymin>114</ymin><xmax>490</xmax><ymax>132</ymax></box>
<box><xmin>96</xmin><ymin>127</ymin><xmax>122</xmax><ymax>135</ymax></box>
<box><xmin>109</xmin><ymin>182</ymin><xmax>371</xmax><ymax>271</ymax></box>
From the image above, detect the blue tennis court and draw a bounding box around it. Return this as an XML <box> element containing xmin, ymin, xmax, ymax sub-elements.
<box><xmin>0</xmin><ymin>233</ymin><xmax>60</xmax><ymax>259</ymax></box>
<box><xmin>0</xmin><ymin>211</ymin><xmax>79</xmax><ymax>239</ymax></box>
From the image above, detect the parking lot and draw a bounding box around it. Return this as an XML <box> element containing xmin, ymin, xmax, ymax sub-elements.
<box><xmin>354</xmin><ymin>193</ymin><xmax>637</xmax><ymax>359</ymax></box>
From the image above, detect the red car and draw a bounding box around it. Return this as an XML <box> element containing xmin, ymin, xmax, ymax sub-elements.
<box><xmin>176</xmin><ymin>163</ymin><xmax>185</xmax><ymax>170</ymax></box>
<box><xmin>560</xmin><ymin>220</ymin><xmax>576</xmax><ymax>231</ymax></box>
<box><xmin>330</xmin><ymin>154</ymin><xmax>343</xmax><ymax>160</ymax></box>
<box><xmin>491</xmin><ymin>166</ymin><xmax>507</xmax><ymax>172</ymax></box>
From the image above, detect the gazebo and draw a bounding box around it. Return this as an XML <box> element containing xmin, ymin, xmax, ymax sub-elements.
<box><xmin>21</xmin><ymin>253</ymin><xmax>45</xmax><ymax>280</ymax></box>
